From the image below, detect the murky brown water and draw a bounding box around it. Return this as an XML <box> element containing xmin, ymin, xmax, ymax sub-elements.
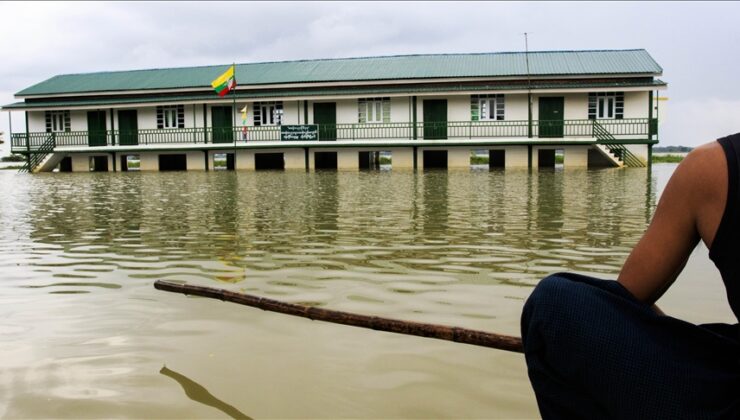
<box><xmin>0</xmin><ymin>164</ymin><xmax>733</xmax><ymax>419</ymax></box>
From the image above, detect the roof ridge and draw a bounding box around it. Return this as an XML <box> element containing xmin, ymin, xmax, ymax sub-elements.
<box><xmin>50</xmin><ymin>49</ymin><xmax>649</xmax><ymax>78</ymax></box>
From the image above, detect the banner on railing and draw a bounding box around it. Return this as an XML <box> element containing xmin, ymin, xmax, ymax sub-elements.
<box><xmin>281</xmin><ymin>125</ymin><xmax>318</xmax><ymax>141</ymax></box>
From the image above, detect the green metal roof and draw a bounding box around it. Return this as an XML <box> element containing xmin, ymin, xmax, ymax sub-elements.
<box><xmin>3</xmin><ymin>79</ymin><xmax>667</xmax><ymax>110</ymax></box>
<box><xmin>16</xmin><ymin>49</ymin><xmax>662</xmax><ymax>97</ymax></box>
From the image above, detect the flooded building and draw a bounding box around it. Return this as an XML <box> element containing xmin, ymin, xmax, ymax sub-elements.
<box><xmin>3</xmin><ymin>49</ymin><xmax>665</xmax><ymax>172</ymax></box>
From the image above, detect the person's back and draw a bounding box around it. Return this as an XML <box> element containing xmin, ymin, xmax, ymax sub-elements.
<box><xmin>521</xmin><ymin>134</ymin><xmax>740</xmax><ymax>419</ymax></box>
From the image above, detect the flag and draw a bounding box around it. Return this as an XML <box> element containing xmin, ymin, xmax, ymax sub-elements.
<box><xmin>211</xmin><ymin>65</ymin><xmax>236</xmax><ymax>97</ymax></box>
<box><xmin>240</xmin><ymin>105</ymin><xmax>248</xmax><ymax>125</ymax></box>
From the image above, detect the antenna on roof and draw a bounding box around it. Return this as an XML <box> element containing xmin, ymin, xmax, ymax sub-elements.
<box><xmin>524</xmin><ymin>32</ymin><xmax>533</xmax><ymax>139</ymax></box>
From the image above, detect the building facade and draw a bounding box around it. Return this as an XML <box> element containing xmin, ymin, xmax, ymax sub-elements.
<box><xmin>3</xmin><ymin>49</ymin><xmax>666</xmax><ymax>172</ymax></box>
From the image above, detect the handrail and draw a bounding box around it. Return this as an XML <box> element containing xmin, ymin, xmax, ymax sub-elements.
<box><xmin>593</xmin><ymin>121</ymin><xmax>645</xmax><ymax>167</ymax></box>
<box><xmin>10</xmin><ymin>118</ymin><xmax>653</xmax><ymax>151</ymax></box>
<box><xmin>19</xmin><ymin>132</ymin><xmax>56</xmax><ymax>173</ymax></box>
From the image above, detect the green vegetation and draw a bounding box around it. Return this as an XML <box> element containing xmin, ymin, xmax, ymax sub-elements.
<box><xmin>555</xmin><ymin>155</ymin><xmax>564</xmax><ymax>164</ymax></box>
<box><xmin>127</xmin><ymin>160</ymin><xmax>141</xmax><ymax>168</ymax></box>
<box><xmin>379</xmin><ymin>157</ymin><xmax>392</xmax><ymax>165</ymax></box>
<box><xmin>1</xmin><ymin>154</ymin><xmax>26</xmax><ymax>162</ymax></box>
<box><xmin>652</xmin><ymin>154</ymin><xmax>684</xmax><ymax>163</ymax></box>
<box><xmin>470</xmin><ymin>155</ymin><xmax>489</xmax><ymax>165</ymax></box>
<box><xmin>653</xmin><ymin>146</ymin><xmax>693</xmax><ymax>153</ymax></box>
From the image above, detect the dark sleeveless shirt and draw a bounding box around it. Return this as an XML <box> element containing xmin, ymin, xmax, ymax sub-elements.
<box><xmin>710</xmin><ymin>133</ymin><xmax>740</xmax><ymax>321</ymax></box>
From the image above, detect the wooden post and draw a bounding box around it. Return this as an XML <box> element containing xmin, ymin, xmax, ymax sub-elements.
<box><xmin>154</xmin><ymin>280</ymin><xmax>523</xmax><ymax>353</ymax></box>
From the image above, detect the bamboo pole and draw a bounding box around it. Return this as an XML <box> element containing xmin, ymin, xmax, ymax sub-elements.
<box><xmin>154</xmin><ymin>280</ymin><xmax>523</xmax><ymax>354</ymax></box>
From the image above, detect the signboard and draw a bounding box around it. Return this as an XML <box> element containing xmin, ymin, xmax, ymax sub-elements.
<box><xmin>281</xmin><ymin>125</ymin><xmax>318</xmax><ymax>141</ymax></box>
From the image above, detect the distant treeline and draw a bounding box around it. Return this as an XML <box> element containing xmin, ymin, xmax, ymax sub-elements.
<box><xmin>653</xmin><ymin>146</ymin><xmax>693</xmax><ymax>153</ymax></box>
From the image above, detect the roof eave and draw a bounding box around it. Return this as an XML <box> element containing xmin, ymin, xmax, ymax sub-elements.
<box><xmin>14</xmin><ymin>72</ymin><xmax>663</xmax><ymax>99</ymax></box>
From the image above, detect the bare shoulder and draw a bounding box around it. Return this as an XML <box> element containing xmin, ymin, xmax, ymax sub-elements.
<box><xmin>669</xmin><ymin>141</ymin><xmax>727</xmax><ymax>248</ymax></box>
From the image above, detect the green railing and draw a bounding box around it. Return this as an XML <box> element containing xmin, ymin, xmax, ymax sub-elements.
<box><xmin>18</xmin><ymin>133</ymin><xmax>56</xmax><ymax>173</ymax></box>
<box><xmin>11</xmin><ymin>118</ymin><xmax>654</xmax><ymax>152</ymax></box>
<box><xmin>592</xmin><ymin>121</ymin><xmax>646</xmax><ymax>167</ymax></box>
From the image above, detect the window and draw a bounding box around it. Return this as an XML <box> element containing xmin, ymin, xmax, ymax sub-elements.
<box><xmin>471</xmin><ymin>95</ymin><xmax>504</xmax><ymax>121</ymax></box>
<box><xmin>45</xmin><ymin>110</ymin><xmax>70</xmax><ymax>132</ymax></box>
<box><xmin>253</xmin><ymin>101</ymin><xmax>283</xmax><ymax>126</ymax></box>
<box><xmin>588</xmin><ymin>92</ymin><xmax>624</xmax><ymax>120</ymax></box>
<box><xmin>156</xmin><ymin>105</ymin><xmax>184</xmax><ymax>129</ymax></box>
<box><xmin>358</xmin><ymin>98</ymin><xmax>390</xmax><ymax>123</ymax></box>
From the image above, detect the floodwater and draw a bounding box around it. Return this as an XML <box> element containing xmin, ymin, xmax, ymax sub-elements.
<box><xmin>0</xmin><ymin>164</ymin><xmax>733</xmax><ymax>419</ymax></box>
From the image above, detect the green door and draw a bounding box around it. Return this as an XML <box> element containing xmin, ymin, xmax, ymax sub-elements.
<box><xmin>538</xmin><ymin>97</ymin><xmax>565</xmax><ymax>138</ymax></box>
<box><xmin>87</xmin><ymin>110</ymin><xmax>107</xmax><ymax>146</ymax></box>
<box><xmin>423</xmin><ymin>100</ymin><xmax>447</xmax><ymax>140</ymax></box>
<box><xmin>212</xmin><ymin>106</ymin><xmax>233</xmax><ymax>143</ymax></box>
<box><xmin>118</xmin><ymin>110</ymin><xmax>138</xmax><ymax>145</ymax></box>
<box><xmin>313</xmin><ymin>103</ymin><xmax>336</xmax><ymax>141</ymax></box>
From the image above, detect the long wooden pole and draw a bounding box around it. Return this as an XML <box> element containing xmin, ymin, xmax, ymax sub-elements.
<box><xmin>154</xmin><ymin>280</ymin><xmax>523</xmax><ymax>354</ymax></box>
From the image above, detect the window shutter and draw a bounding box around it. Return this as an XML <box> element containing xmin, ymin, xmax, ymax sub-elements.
<box><xmin>588</xmin><ymin>93</ymin><xmax>597</xmax><ymax>120</ymax></box>
<box><xmin>496</xmin><ymin>95</ymin><xmax>505</xmax><ymax>120</ymax></box>
<box><xmin>156</xmin><ymin>106</ymin><xmax>164</xmax><ymax>129</ymax></box>
<box><xmin>177</xmin><ymin>105</ymin><xmax>185</xmax><ymax>128</ymax></box>
<box><xmin>45</xmin><ymin>111</ymin><xmax>52</xmax><ymax>132</ymax></box>
<box><xmin>357</xmin><ymin>99</ymin><xmax>366</xmax><ymax>123</ymax></box>
<box><xmin>382</xmin><ymin>97</ymin><xmax>390</xmax><ymax>123</ymax></box>
<box><xmin>253</xmin><ymin>102</ymin><xmax>261</xmax><ymax>126</ymax></box>
<box><xmin>615</xmin><ymin>92</ymin><xmax>624</xmax><ymax>120</ymax></box>
<box><xmin>470</xmin><ymin>95</ymin><xmax>479</xmax><ymax>121</ymax></box>
<box><xmin>276</xmin><ymin>102</ymin><xmax>283</xmax><ymax>125</ymax></box>
<box><xmin>64</xmin><ymin>111</ymin><xmax>71</xmax><ymax>132</ymax></box>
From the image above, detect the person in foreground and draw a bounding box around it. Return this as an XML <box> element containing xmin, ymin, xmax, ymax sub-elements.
<box><xmin>521</xmin><ymin>133</ymin><xmax>740</xmax><ymax>419</ymax></box>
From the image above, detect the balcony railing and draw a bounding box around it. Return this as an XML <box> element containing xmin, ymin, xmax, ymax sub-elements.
<box><xmin>11</xmin><ymin>118</ymin><xmax>655</xmax><ymax>152</ymax></box>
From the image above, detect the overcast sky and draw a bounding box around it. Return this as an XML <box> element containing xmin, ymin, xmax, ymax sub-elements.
<box><xmin>1</xmin><ymin>1</ymin><xmax>739</xmax><ymax>154</ymax></box>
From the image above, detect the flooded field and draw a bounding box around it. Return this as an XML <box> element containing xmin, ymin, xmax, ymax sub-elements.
<box><xmin>0</xmin><ymin>164</ymin><xmax>733</xmax><ymax>418</ymax></box>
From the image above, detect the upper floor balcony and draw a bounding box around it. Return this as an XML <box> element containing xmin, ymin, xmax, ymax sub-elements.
<box><xmin>11</xmin><ymin>118</ymin><xmax>658</xmax><ymax>153</ymax></box>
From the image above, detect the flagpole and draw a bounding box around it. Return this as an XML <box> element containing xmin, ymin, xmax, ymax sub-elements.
<box><xmin>232</xmin><ymin>62</ymin><xmax>237</xmax><ymax>169</ymax></box>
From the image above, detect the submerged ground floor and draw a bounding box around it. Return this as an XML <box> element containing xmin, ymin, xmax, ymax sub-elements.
<box><xmin>42</xmin><ymin>142</ymin><xmax>651</xmax><ymax>173</ymax></box>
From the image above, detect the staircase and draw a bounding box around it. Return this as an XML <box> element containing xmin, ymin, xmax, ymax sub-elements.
<box><xmin>592</xmin><ymin>121</ymin><xmax>646</xmax><ymax>168</ymax></box>
<box><xmin>19</xmin><ymin>133</ymin><xmax>56</xmax><ymax>173</ymax></box>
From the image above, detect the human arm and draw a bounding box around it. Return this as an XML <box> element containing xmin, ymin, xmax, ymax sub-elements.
<box><xmin>617</xmin><ymin>143</ymin><xmax>727</xmax><ymax>305</ymax></box>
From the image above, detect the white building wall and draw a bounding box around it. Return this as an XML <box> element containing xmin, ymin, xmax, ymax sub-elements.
<box><xmin>70</xmin><ymin>110</ymin><xmax>88</xmax><ymax>131</ymax></box>
<box><xmin>336</xmin><ymin>99</ymin><xmax>356</xmax><ymax>124</ymax></box>
<box><xmin>448</xmin><ymin>96</ymin><xmax>469</xmax><ymax>122</ymax></box>
<box><xmin>391</xmin><ymin>97</ymin><xmax>411</xmax><ymax>123</ymax></box>
<box><xmin>138</xmin><ymin>108</ymin><xmax>157</xmax><ymax>130</ymax></box>
<box><xmin>624</xmin><ymin>91</ymin><xmax>649</xmax><ymax>119</ymax></box>
<box><xmin>564</xmin><ymin>94</ymin><xmax>588</xmax><ymax>120</ymax></box>
<box><xmin>506</xmin><ymin>94</ymin><xmax>529</xmax><ymax>121</ymax></box>
<box><xmin>28</xmin><ymin>111</ymin><xmax>45</xmax><ymax>132</ymax></box>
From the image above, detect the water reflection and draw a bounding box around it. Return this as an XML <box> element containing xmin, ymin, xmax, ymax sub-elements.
<box><xmin>23</xmin><ymin>169</ymin><xmax>656</xmax><ymax>287</ymax></box>
<box><xmin>160</xmin><ymin>366</ymin><xmax>252</xmax><ymax>420</ymax></box>
<box><xmin>0</xmin><ymin>167</ymin><xmax>668</xmax><ymax>418</ymax></box>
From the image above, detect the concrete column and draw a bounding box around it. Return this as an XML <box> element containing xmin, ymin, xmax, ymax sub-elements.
<box><xmin>283</xmin><ymin>149</ymin><xmax>305</xmax><ymax>170</ymax></box>
<box><xmin>186</xmin><ymin>151</ymin><xmax>206</xmax><ymax>171</ymax></box>
<box><xmin>562</xmin><ymin>146</ymin><xmax>588</xmax><ymax>168</ymax></box>
<box><xmin>235</xmin><ymin>150</ymin><xmax>251</xmax><ymax>170</ymax></box>
<box><xmin>531</xmin><ymin>147</ymin><xmax>541</xmax><ymax>168</ymax></box>
<box><xmin>139</xmin><ymin>153</ymin><xmax>159</xmax><ymax>171</ymax></box>
<box><xmin>505</xmin><ymin>146</ymin><xmax>529</xmax><ymax>168</ymax></box>
<box><xmin>337</xmin><ymin>149</ymin><xmax>358</xmax><ymax>170</ymax></box>
<box><xmin>71</xmin><ymin>154</ymin><xmax>89</xmax><ymax>172</ymax></box>
<box><xmin>390</xmin><ymin>148</ymin><xmax>414</xmax><ymax>169</ymax></box>
<box><xmin>448</xmin><ymin>148</ymin><xmax>470</xmax><ymax>169</ymax></box>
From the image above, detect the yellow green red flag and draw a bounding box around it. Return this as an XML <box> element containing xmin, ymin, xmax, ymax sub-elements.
<box><xmin>211</xmin><ymin>65</ymin><xmax>236</xmax><ymax>97</ymax></box>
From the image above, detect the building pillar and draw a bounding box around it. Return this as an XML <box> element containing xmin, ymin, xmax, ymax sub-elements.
<box><xmin>390</xmin><ymin>148</ymin><xmax>414</xmax><ymax>169</ymax></box>
<box><xmin>562</xmin><ymin>146</ymin><xmax>588</xmax><ymax>168</ymax></box>
<box><xmin>186</xmin><ymin>151</ymin><xmax>206</xmax><ymax>170</ymax></box>
<box><xmin>505</xmin><ymin>146</ymin><xmax>529</xmax><ymax>168</ymax></box>
<box><xmin>447</xmin><ymin>148</ymin><xmax>470</xmax><ymax>169</ymax></box>
<box><xmin>337</xmin><ymin>149</ymin><xmax>358</xmax><ymax>170</ymax></box>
